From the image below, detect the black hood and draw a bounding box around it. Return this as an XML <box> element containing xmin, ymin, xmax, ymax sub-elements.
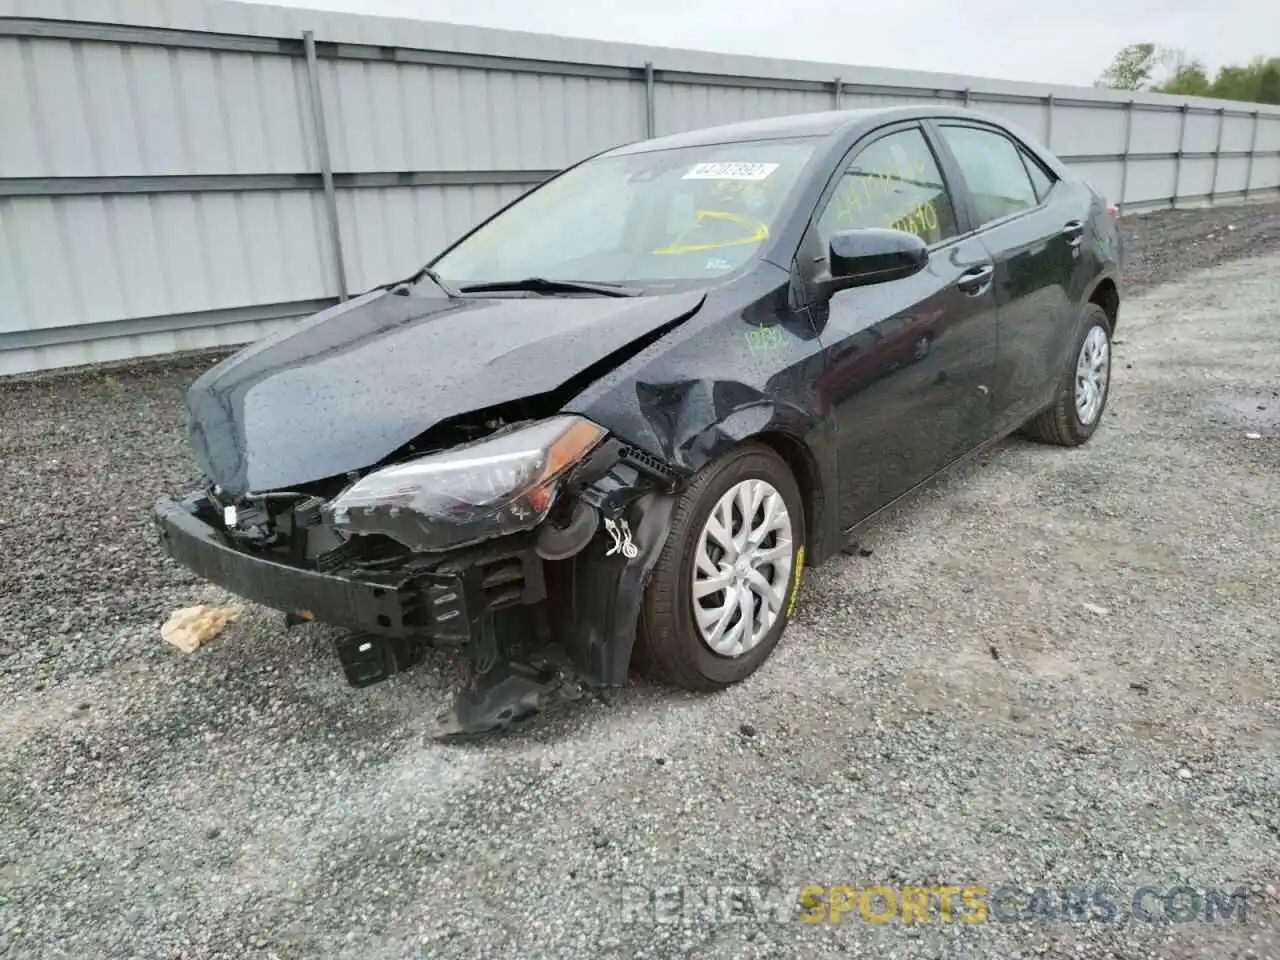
<box><xmin>185</xmin><ymin>287</ymin><xmax>705</xmax><ymax>496</ymax></box>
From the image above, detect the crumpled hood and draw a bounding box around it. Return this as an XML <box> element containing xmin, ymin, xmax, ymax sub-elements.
<box><xmin>185</xmin><ymin>287</ymin><xmax>705</xmax><ymax>496</ymax></box>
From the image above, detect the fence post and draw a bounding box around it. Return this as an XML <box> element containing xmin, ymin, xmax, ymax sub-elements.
<box><xmin>833</xmin><ymin>76</ymin><xmax>843</xmax><ymax>110</ymax></box>
<box><xmin>1209</xmin><ymin>106</ymin><xmax>1226</xmax><ymax>206</ymax></box>
<box><xmin>302</xmin><ymin>30</ymin><xmax>348</xmax><ymax>302</ymax></box>
<box><xmin>1243</xmin><ymin>110</ymin><xmax>1260</xmax><ymax>200</ymax></box>
<box><xmin>1171</xmin><ymin>103</ymin><xmax>1189</xmax><ymax>209</ymax></box>
<box><xmin>962</xmin><ymin>87</ymin><xmax>971</xmax><ymax>108</ymax></box>
<box><xmin>1118</xmin><ymin>99</ymin><xmax>1135</xmax><ymax>214</ymax></box>
<box><xmin>644</xmin><ymin>61</ymin><xmax>656</xmax><ymax>139</ymax></box>
<box><xmin>1044</xmin><ymin>93</ymin><xmax>1054</xmax><ymax>148</ymax></box>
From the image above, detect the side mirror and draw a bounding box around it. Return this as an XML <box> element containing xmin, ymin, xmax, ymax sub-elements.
<box><xmin>823</xmin><ymin>228</ymin><xmax>928</xmax><ymax>294</ymax></box>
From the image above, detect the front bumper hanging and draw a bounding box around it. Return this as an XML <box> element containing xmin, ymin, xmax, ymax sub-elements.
<box><xmin>153</xmin><ymin>469</ymin><xmax>678</xmax><ymax>738</ymax></box>
<box><xmin>152</xmin><ymin>495</ymin><xmax>531</xmax><ymax>641</ymax></box>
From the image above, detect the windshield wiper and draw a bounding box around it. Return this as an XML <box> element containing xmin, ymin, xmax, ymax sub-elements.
<box><xmin>421</xmin><ymin>266</ymin><xmax>462</xmax><ymax>297</ymax></box>
<box><xmin>397</xmin><ymin>264</ymin><xmax>461</xmax><ymax>298</ymax></box>
<box><xmin>458</xmin><ymin>277</ymin><xmax>639</xmax><ymax>297</ymax></box>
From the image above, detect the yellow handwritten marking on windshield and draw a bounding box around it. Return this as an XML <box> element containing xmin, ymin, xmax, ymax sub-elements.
<box><xmin>651</xmin><ymin>209</ymin><xmax>770</xmax><ymax>255</ymax></box>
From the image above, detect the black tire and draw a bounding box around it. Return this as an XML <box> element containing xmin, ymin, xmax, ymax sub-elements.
<box><xmin>1021</xmin><ymin>303</ymin><xmax>1113</xmax><ymax>447</ymax></box>
<box><xmin>637</xmin><ymin>442</ymin><xmax>806</xmax><ymax>691</ymax></box>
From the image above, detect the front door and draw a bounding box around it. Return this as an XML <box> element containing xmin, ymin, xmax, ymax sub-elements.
<box><xmin>799</xmin><ymin>123</ymin><xmax>1000</xmax><ymax>531</ymax></box>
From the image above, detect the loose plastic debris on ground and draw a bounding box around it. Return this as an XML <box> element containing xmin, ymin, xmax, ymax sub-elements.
<box><xmin>159</xmin><ymin>604</ymin><xmax>245</xmax><ymax>654</ymax></box>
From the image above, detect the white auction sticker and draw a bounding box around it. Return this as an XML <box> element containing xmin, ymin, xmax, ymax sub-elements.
<box><xmin>682</xmin><ymin>161</ymin><xmax>779</xmax><ymax>181</ymax></box>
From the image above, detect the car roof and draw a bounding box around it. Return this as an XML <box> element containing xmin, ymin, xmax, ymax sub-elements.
<box><xmin>605</xmin><ymin>105</ymin><xmax>990</xmax><ymax>155</ymax></box>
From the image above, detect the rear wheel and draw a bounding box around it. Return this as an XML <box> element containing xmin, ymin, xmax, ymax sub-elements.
<box><xmin>637</xmin><ymin>442</ymin><xmax>805</xmax><ymax>691</ymax></box>
<box><xmin>1021</xmin><ymin>303</ymin><xmax>1112</xmax><ymax>446</ymax></box>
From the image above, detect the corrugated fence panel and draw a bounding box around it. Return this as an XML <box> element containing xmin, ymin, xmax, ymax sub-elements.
<box><xmin>1051</xmin><ymin>103</ymin><xmax>1127</xmax><ymax>157</ymax></box>
<box><xmin>846</xmin><ymin>91</ymin><xmax>964</xmax><ymax>119</ymax></box>
<box><xmin>1</xmin><ymin>0</ymin><xmax>1278</xmax><ymax>374</ymax></box>
<box><xmin>337</xmin><ymin>182</ymin><xmax>529</xmax><ymax>293</ymax></box>
<box><xmin>1182</xmin><ymin>111</ymin><xmax>1221</xmax><ymax>153</ymax></box>
<box><xmin>1257</xmin><ymin>117</ymin><xmax>1280</xmax><ymax>152</ymax></box>
<box><xmin>0</xmin><ymin>314</ymin><xmax>308</xmax><ymax>378</ymax></box>
<box><xmin>321</xmin><ymin>61</ymin><xmax>646</xmax><ymax>173</ymax></box>
<box><xmin>1064</xmin><ymin>160</ymin><xmax>1123</xmax><ymax>203</ymax></box>
<box><xmin>1221</xmin><ymin>114</ymin><xmax>1256</xmax><ymax>152</ymax></box>
<box><xmin>1125</xmin><ymin>158</ymin><xmax>1180</xmax><ymax>205</ymax></box>
<box><xmin>967</xmin><ymin>99</ymin><xmax>1049</xmax><ymax>143</ymax></box>
<box><xmin>1216</xmin><ymin>156</ymin><xmax>1250</xmax><ymax>194</ymax></box>
<box><xmin>1254</xmin><ymin>118</ymin><xmax>1280</xmax><ymax>189</ymax></box>
<box><xmin>1129</xmin><ymin>109</ymin><xmax>1184</xmax><ymax>154</ymax></box>
<box><xmin>655</xmin><ymin>84</ymin><xmax>833</xmax><ymax>137</ymax></box>
<box><xmin>1179</xmin><ymin>157</ymin><xmax>1217</xmax><ymax>197</ymax></box>
<box><xmin>0</xmin><ymin>190</ymin><xmax>336</xmax><ymax>333</ymax></box>
<box><xmin>0</xmin><ymin>35</ymin><xmax>316</xmax><ymax>177</ymax></box>
<box><xmin>1255</xmin><ymin>159</ymin><xmax>1280</xmax><ymax>190</ymax></box>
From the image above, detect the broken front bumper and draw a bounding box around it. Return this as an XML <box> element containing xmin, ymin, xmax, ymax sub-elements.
<box><xmin>153</xmin><ymin>485</ymin><xmax>679</xmax><ymax>736</ymax></box>
<box><xmin>152</xmin><ymin>495</ymin><xmax>480</xmax><ymax>640</ymax></box>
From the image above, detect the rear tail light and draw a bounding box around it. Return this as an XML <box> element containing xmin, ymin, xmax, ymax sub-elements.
<box><xmin>1107</xmin><ymin>203</ymin><xmax>1120</xmax><ymax>219</ymax></box>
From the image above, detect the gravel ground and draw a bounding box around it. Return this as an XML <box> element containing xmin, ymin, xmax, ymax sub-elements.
<box><xmin>1</xmin><ymin>201</ymin><xmax>1278</xmax><ymax>959</ymax></box>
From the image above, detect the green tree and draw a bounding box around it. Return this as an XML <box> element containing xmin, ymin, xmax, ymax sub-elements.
<box><xmin>1096</xmin><ymin>43</ymin><xmax>1159</xmax><ymax>90</ymax></box>
<box><xmin>1209</xmin><ymin>56</ymin><xmax>1280</xmax><ymax>104</ymax></box>
<box><xmin>1159</xmin><ymin>60</ymin><xmax>1212</xmax><ymax>97</ymax></box>
<box><xmin>1211</xmin><ymin>63</ymin><xmax>1257</xmax><ymax>101</ymax></box>
<box><xmin>1099</xmin><ymin>44</ymin><xmax>1280</xmax><ymax>104</ymax></box>
<box><xmin>1256</xmin><ymin>60</ymin><xmax>1280</xmax><ymax>104</ymax></box>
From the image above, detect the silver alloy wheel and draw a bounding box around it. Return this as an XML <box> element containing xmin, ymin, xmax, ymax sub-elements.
<box><xmin>692</xmin><ymin>478</ymin><xmax>794</xmax><ymax>658</ymax></box>
<box><xmin>1075</xmin><ymin>324</ymin><xmax>1110</xmax><ymax>426</ymax></box>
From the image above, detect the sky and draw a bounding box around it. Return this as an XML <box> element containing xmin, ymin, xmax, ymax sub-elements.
<box><xmin>255</xmin><ymin>0</ymin><xmax>1274</xmax><ymax>88</ymax></box>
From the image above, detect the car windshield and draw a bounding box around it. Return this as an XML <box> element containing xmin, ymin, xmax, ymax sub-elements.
<box><xmin>429</xmin><ymin>138</ymin><xmax>819</xmax><ymax>292</ymax></box>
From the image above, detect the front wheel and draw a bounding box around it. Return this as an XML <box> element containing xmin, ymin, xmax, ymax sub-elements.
<box><xmin>1021</xmin><ymin>303</ymin><xmax>1113</xmax><ymax>446</ymax></box>
<box><xmin>637</xmin><ymin>442</ymin><xmax>805</xmax><ymax>691</ymax></box>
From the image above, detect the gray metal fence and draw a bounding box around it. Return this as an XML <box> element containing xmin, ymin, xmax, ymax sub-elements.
<box><xmin>2</xmin><ymin>0</ymin><xmax>1278</xmax><ymax>376</ymax></box>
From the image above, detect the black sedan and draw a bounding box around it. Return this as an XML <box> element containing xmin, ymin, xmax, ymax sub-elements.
<box><xmin>155</xmin><ymin>105</ymin><xmax>1122</xmax><ymax>735</ymax></box>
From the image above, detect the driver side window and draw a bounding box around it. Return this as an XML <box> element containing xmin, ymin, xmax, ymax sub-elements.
<box><xmin>816</xmin><ymin>127</ymin><xmax>959</xmax><ymax>251</ymax></box>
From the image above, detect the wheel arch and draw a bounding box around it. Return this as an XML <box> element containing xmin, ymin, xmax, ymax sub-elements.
<box><xmin>749</xmin><ymin>429</ymin><xmax>831</xmax><ymax>565</ymax></box>
<box><xmin>665</xmin><ymin>390</ymin><xmax>839</xmax><ymax>566</ymax></box>
<box><xmin>1084</xmin><ymin>273</ymin><xmax>1120</xmax><ymax>334</ymax></box>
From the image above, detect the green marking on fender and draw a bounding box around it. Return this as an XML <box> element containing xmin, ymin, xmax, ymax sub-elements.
<box><xmin>744</xmin><ymin>326</ymin><xmax>786</xmax><ymax>352</ymax></box>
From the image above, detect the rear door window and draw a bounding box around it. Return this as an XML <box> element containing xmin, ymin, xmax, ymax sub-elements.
<box><xmin>936</xmin><ymin>125</ymin><xmax>1041</xmax><ymax>227</ymax></box>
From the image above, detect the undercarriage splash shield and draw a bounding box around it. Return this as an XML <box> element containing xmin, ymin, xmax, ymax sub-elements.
<box><xmin>428</xmin><ymin>606</ymin><xmax>581</xmax><ymax>739</ymax></box>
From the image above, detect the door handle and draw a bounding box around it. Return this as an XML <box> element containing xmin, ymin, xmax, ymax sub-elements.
<box><xmin>1061</xmin><ymin>220</ymin><xmax>1085</xmax><ymax>246</ymax></box>
<box><xmin>956</xmin><ymin>263</ymin><xmax>994</xmax><ymax>295</ymax></box>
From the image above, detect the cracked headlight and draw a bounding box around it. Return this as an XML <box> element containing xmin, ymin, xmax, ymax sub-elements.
<box><xmin>323</xmin><ymin>415</ymin><xmax>607</xmax><ymax>552</ymax></box>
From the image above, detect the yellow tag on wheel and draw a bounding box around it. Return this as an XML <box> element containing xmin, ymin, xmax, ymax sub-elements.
<box><xmin>787</xmin><ymin>545</ymin><xmax>805</xmax><ymax>617</ymax></box>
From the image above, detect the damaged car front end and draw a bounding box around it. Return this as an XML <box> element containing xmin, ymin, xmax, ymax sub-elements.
<box><xmin>156</xmin><ymin>408</ymin><xmax>683</xmax><ymax>736</ymax></box>
<box><xmin>153</xmin><ymin>281</ymin><xmax>722</xmax><ymax>737</ymax></box>
<box><xmin>156</xmin><ymin>119</ymin><xmax>847</xmax><ymax>737</ymax></box>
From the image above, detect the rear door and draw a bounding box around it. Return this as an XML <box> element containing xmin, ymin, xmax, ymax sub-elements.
<box><xmin>929</xmin><ymin>121</ymin><xmax>1078</xmax><ymax>430</ymax></box>
<box><xmin>796</xmin><ymin>122</ymin><xmax>1000</xmax><ymax>530</ymax></box>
